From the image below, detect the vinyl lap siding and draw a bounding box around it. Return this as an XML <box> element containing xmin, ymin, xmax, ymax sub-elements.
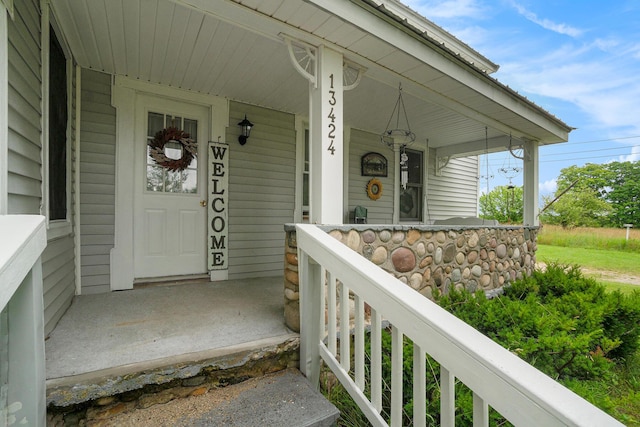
<box><xmin>348</xmin><ymin>129</ymin><xmax>394</xmax><ymax>224</ymax></box>
<box><xmin>7</xmin><ymin>0</ymin><xmax>41</xmax><ymax>214</ymax></box>
<box><xmin>8</xmin><ymin>0</ymin><xmax>76</xmax><ymax>334</ymax></box>
<box><xmin>79</xmin><ymin>69</ymin><xmax>116</xmax><ymax>294</ymax></box>
<box><xmin>227</xmin><ymin>102</ymin><xmax>295</xmax><ymax>279</ymax></box>
<box><xmin>43</xmin><ymin>39</ymin><xmax>78</xmax><ymax>335</ymax></box>
<box><xmin>427</xmin><ymin>154</ymin><xmax>479</xmax><ymax>221</ymax></box>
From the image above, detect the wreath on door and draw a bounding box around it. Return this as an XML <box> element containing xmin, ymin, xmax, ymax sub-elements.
<box><xmin>148</xmin><ymin>127</ymin><xmax>198</xmax><ymax>172</ymax></box>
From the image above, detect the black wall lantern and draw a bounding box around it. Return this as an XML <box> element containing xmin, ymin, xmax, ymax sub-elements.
<box><xmin>237</xmin><ymin>115</ymin><xmax>254</xmax><ymax>145</ymax></box>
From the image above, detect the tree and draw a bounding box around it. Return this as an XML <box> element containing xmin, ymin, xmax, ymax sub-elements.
<box><xmin>479</xmin><ymin>185</ymin><xmax>523</xmax><ymax>224</ymax></box>
<box><xmin>541</xmin><ymin>161</ymin><xmax>640</xmax><ymax>228</ymax></box>
<box><xmin>606</xmin><ymin>161</ymin><xmax>640</xmax><ymax>227</ymax></box>
<box><xmin>540</xmin><ymin>188</ymin><xmax>611</xmax><ymax>227</ymax></box>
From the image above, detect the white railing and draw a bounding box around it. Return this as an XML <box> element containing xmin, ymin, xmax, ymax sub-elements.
<box><xmin>297</xmin><ymin>224</ymin><xmax>623</xmax><ymax>427</ymax></box>
<box><xmin>0</xmin><ymin>215</ymin><xmax>47</xmax><ymax>427</ymax></box>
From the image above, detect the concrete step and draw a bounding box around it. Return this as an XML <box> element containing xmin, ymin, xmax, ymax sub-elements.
<box><xmin>85</xmin><ymin>369</ymin><xmax>340</xmax><ymax>426</ymax></box>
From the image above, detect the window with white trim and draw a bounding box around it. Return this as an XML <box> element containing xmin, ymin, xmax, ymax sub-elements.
<box><xmin>399</xmin><ymin>148</ymin><xmax>423</xmax><ymax>221</ymax></box>
<box><xmin>48</xmin><ymin>26</ymin><xmax>68</xmax><ymax>221</ymax></box>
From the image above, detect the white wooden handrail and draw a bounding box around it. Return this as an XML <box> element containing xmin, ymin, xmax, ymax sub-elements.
<box><xmin>296</xmin><ymin>223</ymin><xmax>623</xmax><ymax>427</ymax></box>
<box><xmin>0</xmin><ymin>215</ymin><xmax>47</xmax><ymax>426</ymax></box>
<box><xmin>0</xmin><ymin>215</ymin><xmax>46</xmax><ymax>310</ymax></box>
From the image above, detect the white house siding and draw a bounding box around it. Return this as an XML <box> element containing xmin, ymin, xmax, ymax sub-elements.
<box><xmin>44</xmin><ymin>41</ymin><xmax>78</xmax><ymax>335</ymax></box>
<box><xmin>79</xmin><ymin>69</ymin><xmax>116</xmax><ymax>295</ymax></box>
<box><xmin>226</xmin><ymin>102</ymin><xmax>295</xmax><ymax>279</ymax></box>
<box><xmin>348</xmin><ymin>129</ymin><xmax>394</xmax><ymax>224</ymax></box>
<box><xmin>7</xmin><ymin>0</ymin><xmax>41</xmax><ymax>214</ymax></box>
<box><xmin>8</xmin><ymin>0</ymin><xmax>76</xmax><ymax>334</ymax></box>
<box><xmin>426</xmin><ymin>153</ymin><xmax>479</xmax><ymax>221</ymax></box>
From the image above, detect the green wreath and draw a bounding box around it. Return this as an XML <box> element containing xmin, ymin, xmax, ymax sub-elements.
<box><xmin>148</xmin><ymin>127</ymin><xmax>197</xmax><ymax>172</ymax></box>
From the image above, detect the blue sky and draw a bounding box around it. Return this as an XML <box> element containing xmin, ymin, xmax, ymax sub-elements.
<box><xmin>404</xmin><ymin>0</ymin><xmax>640</xmax><ymax>198</ymax></box>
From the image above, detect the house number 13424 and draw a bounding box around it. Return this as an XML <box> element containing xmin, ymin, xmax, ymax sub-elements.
<box><xmin>327</xmin><ymin>73</ymin><xmax>336</xmax><ymax>155</ymax></box>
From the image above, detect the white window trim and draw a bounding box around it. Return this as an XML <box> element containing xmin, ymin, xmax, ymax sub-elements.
<box><xmin>41</xmin><ymin>2</ymin><xmax>73</xmax><ymax>240</ymax></box>
<box><xmin>399</xmin><ymin>147</ymin><xmax>424</xmax><ymax>224</ymax></box>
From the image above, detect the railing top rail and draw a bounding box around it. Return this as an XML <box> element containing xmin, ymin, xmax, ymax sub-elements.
<box><xmin>0</xmin><ymin>215</ymin><xmax>47</xmax><ymax>310</ymax></box>
<box><xmin>295</xmin><ymin>223</ymin><xmax>622</xmax><ymax>427</ymax></box>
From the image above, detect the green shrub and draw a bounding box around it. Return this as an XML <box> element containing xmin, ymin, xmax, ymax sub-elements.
<box><xmin>323</xmin><ymin>264</ymin><xmax>640</xmax><ymax>425</ymax></box>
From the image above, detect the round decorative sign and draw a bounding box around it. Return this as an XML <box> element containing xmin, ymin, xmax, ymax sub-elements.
<box><xmin>366</xmin><ymin>178</ymin><xmax>383</xmax><ymax>200</ymax></box>
<box><xmin>148</xmin><ymin>127</ymin><xmax>197</xmax><ymax>172</ymax></box>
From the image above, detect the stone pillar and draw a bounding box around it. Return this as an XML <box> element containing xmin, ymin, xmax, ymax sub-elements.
<box><xmin>309</xmin><ymin>46</ymin><xmax>343</xmax><ymax>224</ymax></box>
<box><xmin>523</xmin><ymin>140</ymin><xmax>539</xmax><ymax>226</ymax></box>
<box><xmin>284</xmin><ymin>230</ymin><xmax>300</xmax><ymax>332</ymax></box>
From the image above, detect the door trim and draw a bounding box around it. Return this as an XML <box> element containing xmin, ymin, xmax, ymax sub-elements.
<box><xmin>110</xmin><ymin>77</ymin><xmax>228</xmax><ymax>291</ymax></box>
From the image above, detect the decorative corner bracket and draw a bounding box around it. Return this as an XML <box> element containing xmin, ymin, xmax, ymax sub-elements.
<box><xmin>283</xmin><ymin>35</ymin><xmax>318</xmax><ymax>88</ymax></box>
<box><xmin>343</xmin><ymin>59</ymin><xmax>366</xmax><ymax>91</ymax></box>
<box><xmin>282</xmin><ymin>34</ymin><xmax>366</xmax><ymax>91</ymax></box>
<box><xmin>435</xmin><ymin>156</ymin><xmax>450</xmax><ymax>176</ymax></box>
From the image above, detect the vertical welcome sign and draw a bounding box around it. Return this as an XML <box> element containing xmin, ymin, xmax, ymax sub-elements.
<box><xmin>208</xmin><ymin>141</ymin><xmax>228</xmax><ymax>271</ymax></box>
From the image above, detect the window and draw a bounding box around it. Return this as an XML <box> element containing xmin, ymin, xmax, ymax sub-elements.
<box><xmin>399</xmin><ymin>148</ymin><xmax>423</xmax><ymax>221</ymax></box>
<box><xmin>48</xmin><ymin>27</ymin><xmax>68</xmax><ymax>221</ymax></box>
<box><xmin>145</xmin><ymin>112</ymin><xmax>198</xmax><ymax>194</ymax></box>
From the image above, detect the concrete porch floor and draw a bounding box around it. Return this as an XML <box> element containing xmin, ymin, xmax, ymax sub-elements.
<box><xmin>45</xmin><ymin>276</ymin><xmax>298</xmax><ymax>407</ymax></box>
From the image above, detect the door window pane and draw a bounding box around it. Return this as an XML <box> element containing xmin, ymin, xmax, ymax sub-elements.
<box><xmin>146</xmin><ymin>112</ymin><xmax>198</xmax><ymax>193</ymax></box>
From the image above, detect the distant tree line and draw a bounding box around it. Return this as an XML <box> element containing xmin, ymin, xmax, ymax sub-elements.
<box><xmin>479</xmin><ymin>161</ymin><xmax>640</xmax><ymax>227</ymax></box>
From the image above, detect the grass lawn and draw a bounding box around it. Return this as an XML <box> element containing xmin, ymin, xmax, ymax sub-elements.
<box><xmin>536</xmin><ymin>244</ymin><xmax>640</xmax><ymax>276</ymax></box>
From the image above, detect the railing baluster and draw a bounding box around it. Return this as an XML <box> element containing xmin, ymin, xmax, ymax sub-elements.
<box><xmin>391</xmin><ymin>325</ymin><xmax>403</xmax><ymax>427</ymax></box>
<box><xmin>339</xmin><ymin>281</ymin><xmax>350</xmax><ymax>372</ymax></box>
<box><xmin>327</xmin><ymin>271</ymin><xmax>337</xmax><ymax>357</ymax></box>
<box><xmin>355</xmin><ymin>294</ymin><xmax>365</xmax><ymax>391</ymax></box>
<box><xmin>473</xmin><ymin>392</ymin><xmax>489</xmax><ymax>427</ymax></box>
<box><xmin>413</xmin><ymin>343</ymin><xmax>426</xmax><ymax>427</ymax></box>
<box><xmin>371</xmin><ymin>308</ymin><xmax>382</xmax><ymax>413</ymax></box>
<box><xmin>440</xmin><ymin>366</ymin><xmax>455</xmax><ymax>427</ymax></box>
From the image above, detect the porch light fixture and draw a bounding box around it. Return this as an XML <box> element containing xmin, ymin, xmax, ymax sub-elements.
<box><xmin>237</xmin><ymin>115</ymin><xmax>254</xmax><ymax>145</ymax></box>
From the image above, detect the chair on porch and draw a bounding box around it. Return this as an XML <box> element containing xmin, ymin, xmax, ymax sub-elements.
<box><xmin>354</xmin><ymin>205</ymin><xmax>367</xmax><ymax>224</ymax></box>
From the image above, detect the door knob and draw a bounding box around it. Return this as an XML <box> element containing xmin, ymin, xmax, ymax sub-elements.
<box><xmin>200</xmin><ymin>200</ymin><xmax>206</xmax><ymax>207</ymax></box>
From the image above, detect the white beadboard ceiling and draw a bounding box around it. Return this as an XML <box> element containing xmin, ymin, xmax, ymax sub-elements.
<box><xmin>51</xmin><ymin>0</ymin><xmax>571</xmax><ymax>155</ymax></box>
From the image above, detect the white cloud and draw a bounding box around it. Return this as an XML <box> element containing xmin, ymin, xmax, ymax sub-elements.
<box><xmin>619</xmin><ymin>145</ymin><xmax>640</xmax><ymax>162</ymax></box>
<box><xmin>510</xmin><ymin>2</ymin><xmax>583</xmax><ymax>37</ymax></box>
<box><xmin>495</xmin><ymin>45</ymin><xmax>640</xmax><ymax>136</ymax></box>
<box><xmin>539</xmin><ymin>179</ymin><xmax>557</xmax><ymax>195</ymax></box>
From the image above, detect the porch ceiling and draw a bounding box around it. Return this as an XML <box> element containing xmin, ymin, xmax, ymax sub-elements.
<box><xmin>51</xmin><ymin>0</ymin><xmax>571</xmax><ymax>156</ymax></box>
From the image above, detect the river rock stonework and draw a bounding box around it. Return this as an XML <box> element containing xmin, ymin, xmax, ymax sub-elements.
<box><xmin>283</xmin><ymin>225</ymin><xmax>537</xmax><ymax>332</ymax></box>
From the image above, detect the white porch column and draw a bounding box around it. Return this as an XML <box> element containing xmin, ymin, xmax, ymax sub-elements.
<box><xmin>310</xmin><ymin>46</ymin><xmax>343</xmax><ymax>224</ymax></box>
<box><xmin>523</xmin><ymin>140</ymin><xmax>539</xmax><ymax>226</ymax></box>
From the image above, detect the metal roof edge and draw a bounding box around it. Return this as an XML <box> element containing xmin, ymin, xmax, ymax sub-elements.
<box><xmin>354</xmin><ymin>0</ymin><xmax>573</xmax><ymax>136</ymax></box>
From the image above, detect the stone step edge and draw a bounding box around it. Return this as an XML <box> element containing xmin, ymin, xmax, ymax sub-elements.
<box><xmin>46</xmin><ymin>333</ymin><xmax>300</xmax><ymax>408</ymax></box>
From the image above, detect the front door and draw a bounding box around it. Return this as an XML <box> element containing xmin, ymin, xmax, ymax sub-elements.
<box><xmin>134</xmin><ymin>96</ymin><xmax>209</xmax><ymax>279</ymax></box>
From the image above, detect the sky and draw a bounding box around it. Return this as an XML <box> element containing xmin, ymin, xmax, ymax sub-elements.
<box><xmin>403</xmin><ymin>0</ymin><xmax>640</xmax><ymax>199</ymax></box>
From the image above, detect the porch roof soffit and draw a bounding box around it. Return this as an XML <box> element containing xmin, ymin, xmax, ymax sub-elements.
<box><xmin>305</xmin><ymin>0</ymin><xmax>572</xmax><ymax>142</ymax></box>
<box><xmin>50</xmin><ymin>0</ymin><xmax>571</xmax><ymax>151</ymax></box>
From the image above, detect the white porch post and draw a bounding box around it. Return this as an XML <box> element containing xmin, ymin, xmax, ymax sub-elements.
<box><xmin>523</xmin><ymin>140</ymin><xmax>539</xmax><ymax>226</ymax></box>
<box><xmin>309</xmin><ymin>46</ymin><xmax>343</xmax><ymax>224</ymax></box>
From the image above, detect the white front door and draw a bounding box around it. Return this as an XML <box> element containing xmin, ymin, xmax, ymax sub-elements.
<box><xmin>134</xmin><ymin>96</ymin><xmax>210</xmax><ymax>279</ymax></box>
